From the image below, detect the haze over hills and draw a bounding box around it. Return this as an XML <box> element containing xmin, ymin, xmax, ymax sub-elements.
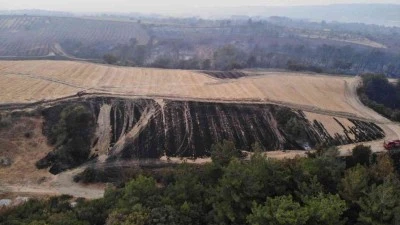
<box><xmin>1</xmin><ymin>4</ymin><xmax>399</xmax><ymax>26</ymax></box>
<box><xmin>198</xmin><ymin>4</ymin><xmax>400</xmax><ymax>27</ymax></box>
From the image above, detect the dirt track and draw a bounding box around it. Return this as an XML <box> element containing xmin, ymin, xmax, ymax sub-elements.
<box><xmin>5</xmin><ymin>168</ymin><xmax>105</xmax><ymax>199</ymax></box>
<box><xmin>336</xmin><ymin>77</ymin><xmax>400</xmax><ymax>155</ymax></box>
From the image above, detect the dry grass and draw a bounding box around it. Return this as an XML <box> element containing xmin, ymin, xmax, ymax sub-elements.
<box><xmin>298</xmin><ymin>34</ymin><xmax>387</xmax><ymax>49</ymax></box>
<box><xmin>0</xmin><ymin>116</ymin><xmax>53</xmax><ymax>185</ymax></box>
<box><xmin>1</xmin><ymin>60</ymin><xmax>400</xmax><ymax>151</ymax></box>
<box><xmin>0</xmin><ymin>116</ymin><xmax>105</xmax><ymax>198</ymax></box>
<box><xmin>0</xmin><ymin>60</ymin><xmax>358</xmax><ymax>115</ymax></box>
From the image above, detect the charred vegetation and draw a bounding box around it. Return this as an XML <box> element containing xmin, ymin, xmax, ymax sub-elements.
<box><xmin>34</xmin><ymin>97</ymin><xmax>385</xmax><ymax>174</ymax></box>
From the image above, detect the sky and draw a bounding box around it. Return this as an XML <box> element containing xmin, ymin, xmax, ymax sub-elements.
<box><xmin>0</xmin><ymin>0</ymin><xmax>399</xmax><ymax>13</ymax></box>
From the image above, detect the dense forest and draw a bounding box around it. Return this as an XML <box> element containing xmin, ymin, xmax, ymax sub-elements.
<box><xmin>358</xmin><ymin>74</ymin><xmax>400</xmax><ymax>121</ymax></box>
<box><xmin>2</xmin><ymin>142</ymin><xmax>400</xmax><ymax>225</ymax></box>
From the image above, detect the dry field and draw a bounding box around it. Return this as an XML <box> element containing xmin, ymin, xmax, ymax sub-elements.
<box><xmin>0</xmin><ymin>60</ymin><xmax>398</xmax><ymax>153</ymax></box>
<box><xmin>299</xmin><ymin>34</ymin><xmax>387</xmax><ymax>49</ymax></box>
<box><xmin>0</xmin><ymin>61</ymin><xmax>363</xmax><ymax>116</ymax></box>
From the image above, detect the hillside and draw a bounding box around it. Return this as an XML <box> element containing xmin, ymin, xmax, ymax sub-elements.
<box><xmin>197</xmin><ymin>4</ymin><xmax>400</xmax><ymax>27</ymax></box>
<box><xmin>0</xmin><ymin>15</ymin><xmax>399</xmax><ymax>76</ymax></box>
<box><xmin>1</xmin><ymin>60</ymin><xmax>400</xmax><ymax>198</ymax></box>
<box><xmin>0</xmin><ymin>61</ymin><xmax>378</xmax><ymax>117</ymax></box>
<box><xmin>0</xmin><ymin>15</ymin><xmax>149</xmax><ymax>58</ymax></box>
<box><xmin>0</xmin><ymin>60</ymin><xmax>397</xmax><ymax>151</ymax></box>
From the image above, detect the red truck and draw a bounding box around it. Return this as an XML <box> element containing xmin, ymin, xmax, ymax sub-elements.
<box><xmin>384</xmin><ymin>140</ymin><xmax>400</xmax><ymax>150</ymax></box>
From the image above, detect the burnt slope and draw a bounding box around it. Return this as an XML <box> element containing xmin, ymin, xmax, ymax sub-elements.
<box><xmin>38</xmin><ymin>97</ymin><xmax>385</xmax><ymax>171</ymax></box>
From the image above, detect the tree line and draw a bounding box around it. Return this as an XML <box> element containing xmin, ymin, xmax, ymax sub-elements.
<box><xmin>358</xmin><ymin>74</ymin><xmax>400</xmax><ymax>122</ymax></box>
<box><xmin>2</xmin><ymin>142</ymin><xmax>400</xmax><ymax>225</ymax></box>
<box><xmin>101</xmin><ymin>40</ymin><xmax>400</xmax><ymax>77</ymax></box>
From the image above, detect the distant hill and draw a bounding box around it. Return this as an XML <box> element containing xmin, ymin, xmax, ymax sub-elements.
<box><xmin>0</xmin><ymin>9</ymin><xmax>74</xmax><ymax>17</ymax></box>
<box><xmin>190</xmin><ymin>4</ymin><xmax>400</xmax><ymax>27</ymax></box>
<box><xmin>1</xmin><ymin>4</ymin><xmax>399</xmax><ymax>27</ymax></box>
<box><xmin>0</xmin><ymin>15</ymin><xmax>149</xmax><ymax>58</ymax></box>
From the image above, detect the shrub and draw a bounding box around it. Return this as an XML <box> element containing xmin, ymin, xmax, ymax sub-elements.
<box><xmin>210</xmin><ymin>140</ymin><xmax>243</xmax><ymax>166</ymax></box>
<box><xmin>37</xmin><ymin>104</ymin><xmax>95</xmax><ymax>173</ymax></box>
<box><xmin>0</xmin><ymin>157</ymin><xmax>12</xmax><ymax>167</ymax></box>
<box><xmin>103</xmin><ymin>54</ymin><xmax>118</xmax><ymax>64</ymax></box>
<box><xmin>0</xmin><ymin>114</ymin><xmax>12</xmax><ymax>128</ymax></box>
<box><xmin>351</xmin><ymin>145</ymin><xmax>372</xmax><ymax>166</ymax></box>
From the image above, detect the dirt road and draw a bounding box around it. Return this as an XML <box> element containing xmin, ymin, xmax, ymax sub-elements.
<box><xmin>5</xmin><ymin>166</ymin><xmax>105</xmax><ymax>199</ymax></box>
<box><xmin>338</xmin><ymin>77</ymin><xmax>400</xmax><ymax>155</ymax></box>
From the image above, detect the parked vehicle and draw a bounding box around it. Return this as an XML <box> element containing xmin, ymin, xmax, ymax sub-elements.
<box><xmin>384</xmin><ymin>140</ymin><xmax>400</xmax><ymax>150</ymax></box>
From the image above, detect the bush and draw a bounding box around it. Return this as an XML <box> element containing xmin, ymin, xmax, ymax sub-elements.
<box><xmin>0</xmin><ymin>157</ymin><xmax>12</xmax><ymax>167</ymax></box>
<box><xmin>24</xmin><ymin>131</ymin><xmax>33</xmax><ymax>138</ymax></box>
<box><xmin>103</xmin><ymin>54</ymin><xmax>118</xmax><ymax>64</ymax></box>
<box><xmin>74</xmin><ymin>167</ymin><xmax>105</xmax><ymax>183</ymax></box>
<box><xmin>210</xmin><ymin>140</ymin><xmax>243</xmax><ymax>166</ymax></box>
<box><xmin>351</xmin><ymin>145</ymin><xmax>372</xmax><ymax>166</ymax></box>
<box><xmin>37</xmin><ymin>104</ymin><xmax>95</xmax><ymax>173</ymax></box>
<box><xmin>213</xmin><ymin>45</ymin><xmax>248</xmax><ymax>71</ymax></box>
<box><xmin>274</xmin><ymin>108</ymin><xmax>308</xmax><ymax>141</ymax></box>
<box><xmin>287</xmin><ymin>62</ymin><xmax>323</xmax><ymax>73</ymax></box>
<box><xmin>0</xmin><ymin>114</ymin><xmax>12</xmax><ymax>128</ymax></box>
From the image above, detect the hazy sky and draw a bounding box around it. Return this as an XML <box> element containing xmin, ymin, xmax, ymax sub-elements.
<box><xmin>0</xmin><ymin>0</ymin><xmax>399</xmax><ymax>13</ymax></box>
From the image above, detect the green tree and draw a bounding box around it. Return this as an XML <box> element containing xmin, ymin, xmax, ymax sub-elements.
<box><xmin>358</xmin><ymin>176</ymin><xmax>400</xmax><ymax>225</ymax></box>
<box><xmin>151</xmin><ymin>56</ymin><xmax>173</xmax><ymax>69</ymax></box>
<box><xmin>247</xmin><ymin>195</ymin><xmax>309</xmax><ymax>225</ymax></box>
<box><xmin>351</xmin><ymin>145</ymin><xmax>372</xmax><ymax>166</ymax></box>
<box><xmin>284</xmin><ymin>117</ymin><xmax>308</xmax><ymax>141</ymax></box>
<box><xmin>339</xmin><ymin>164</ymin><xmax>369</xmax><ymax>203</ymax></box>
<box><xmin>37</xmin><ymin>104</ymin><xmax>95</xmax><ymax>173</ymax></box>
<box><xmin>106</xmin><ymin>206</ymin><xmax>149</xmax><ymax>225</ymax></box>
<box><xmin>208</xmin><ymin>159</ymin><xmax>262</xmax><ymax>224</ymax></box>
<box><xmin>304</xmin><ymin>193</ymin><xmax>347</xmax><ymax>225</ymax></box>
<box><xmin>164</xmin><ymin>164</ymin><xmax>205</xmax><ymax>205</ymax></box>
<box><xmin>210</xmin><ymin>140</ymin><xmax>242</xmax><ymax>166</ymax></box>
<box><xmin>295</xmin><ymin>176</ymin><xmax>324</xmax><ymax>200</ymax></box>
<box><xmin>301</xmin><ymin>148</ymin><xmax>345</xmax><ymax>193</ymax></box>
<box><xmin>148</xmin><ymin>205</ymin><xmax>179</xmax><ymax>225</ymax></box>
<box><xmin>103</xmin><ymin>53</ymin><xmax>118</xmax><ymax>64</ymax></box>
<box><xmin>369</xmin><ymin>153</ymin><xmax>395</xmax><ymax>183</ymax></box>
<box><xmin>209</xmin><ymin>155</ymin><xmax>290</xmax><ymax>224</ymax></box>
<box><xmin>201</xmin><ymin>59</ymin><xmax>211</xmax><ymax>70</ymax></box>
<box><xmin>75</xmin><ymin>196</ymin><xmax>116</xmax><ymax>225</ymax></box>
<box><xmin>119</xmin><ymin>175</ymin><xmax>159</xmax><ymax>208</ymax></box>
<box><xmin>213</xmin><ymin>45</ymin><xmax>247</xmax><ymax>70</ymax></box>
<box><xmin>47</xmin><ymin>212</ymin><xmax>89</xmax><ymax>225</ymax></box>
